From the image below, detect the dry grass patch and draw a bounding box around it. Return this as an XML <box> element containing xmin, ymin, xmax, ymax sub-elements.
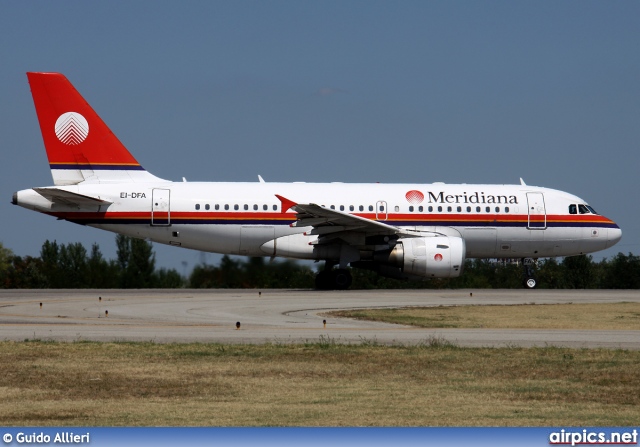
<box><xmin>328</xmin><ymin>302</ymin><xmax>640</xmax><ymax>329</ymax></box>
<box><xmin>0</xmin><ymin>340</ymin><xmax>639</xmax><ymax>426</ymax></box>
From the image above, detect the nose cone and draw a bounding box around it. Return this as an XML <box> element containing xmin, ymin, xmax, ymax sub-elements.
<box><xmin>607</xmin><ymin>226</ymin><xmax>622</xmax><ymax>249</ymax></box>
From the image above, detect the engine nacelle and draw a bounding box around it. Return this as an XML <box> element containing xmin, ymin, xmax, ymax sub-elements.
<box><xmin>378</xmin><ymin>236</ymin><xmax>466</xmax><ymax>278</ymax></box>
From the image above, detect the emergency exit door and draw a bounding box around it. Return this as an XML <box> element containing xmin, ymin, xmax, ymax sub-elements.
<box><xmin>151</xmin><ymin>188</ymin><xmax>171</xmax><ymax>226</ymax></box>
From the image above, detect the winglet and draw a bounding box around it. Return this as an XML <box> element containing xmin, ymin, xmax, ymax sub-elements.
<box><xmin>275</xmin><ymin>194</ymin><xmax>297</xmax><ymax>212</ymax></box>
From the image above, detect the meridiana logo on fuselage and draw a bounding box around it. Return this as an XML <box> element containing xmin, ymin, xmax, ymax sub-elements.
<box><xmin>405</xmin><ymin>190</ymin><xmax>519</xmax><ymax>205</ymax></box>
<box><xmin>405</xmin><ymin>190</ymin><xmax>425</xmax><ymax>204</ymax></box>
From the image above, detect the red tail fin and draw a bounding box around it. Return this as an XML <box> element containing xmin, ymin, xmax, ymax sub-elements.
<box><xmin>27</xmin><ymin>72</ymin><xmax>162</xmax><ymax>185</ymax></box>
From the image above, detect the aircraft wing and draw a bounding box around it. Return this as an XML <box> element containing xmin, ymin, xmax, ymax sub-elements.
<box><xmin>33</xmin><ymin>188</ymin><xmax>112</xmax><ymax>208</ymax></box>
<box><xmin>276</xmin><ymin>194</ymin><xmax>400</xmax><ymax>237</ymax></box>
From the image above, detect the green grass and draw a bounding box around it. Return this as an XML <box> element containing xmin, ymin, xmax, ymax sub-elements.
<box><xmin>328</xmin><ymin>302</ymin><xmax>640</xmax><ymax>329</ymax></box>
<box><xmin>1</xmin><ymin>340</ymin><xmax>639</xmax><ymax>426</ymax></box>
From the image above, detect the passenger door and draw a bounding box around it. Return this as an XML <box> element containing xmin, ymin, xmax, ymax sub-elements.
<box><xmin>526</xmin><ymin>192</ymin><xmax>546</xmax><ymax>230</ymax></box>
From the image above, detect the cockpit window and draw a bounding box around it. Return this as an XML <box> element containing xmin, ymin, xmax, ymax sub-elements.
<box><xmin>578</xmin><ymin>204</ymin><xmax>590</xmax><ymax>214</ymax></box>
<box><xmin>586</xmin><ymin>205</ymin><xmax>598</xmax><ymax>215</ymax></box>
<box><xmin>569</xmin><ymin>204</ymin><xmax>577</xmax><ymax>215</ymax></box>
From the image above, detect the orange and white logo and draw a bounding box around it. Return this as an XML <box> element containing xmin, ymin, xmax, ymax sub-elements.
<box><xmin>405</xmin><ymin>190</ymin><xmax>424</xmax><ymax>204</ymax></box>
<box><xmin>54</xmin><ymin>112</ymin><xmax>89</xmax><ymax>145</ymax></box>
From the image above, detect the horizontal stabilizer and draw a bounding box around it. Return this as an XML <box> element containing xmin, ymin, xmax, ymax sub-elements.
<box><xmin>33</xmin><ymin>188</ymin><xmax>112</xmax><ymax>207</ymax></box>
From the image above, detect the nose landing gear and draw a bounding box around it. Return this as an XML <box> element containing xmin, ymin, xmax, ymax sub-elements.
<box><xmin>522</xmin><ymin>258</ymin><xmax>538</xmax><ymax>289</ymax></box>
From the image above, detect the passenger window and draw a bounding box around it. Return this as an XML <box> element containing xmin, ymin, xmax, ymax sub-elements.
<box><xmin>215</xmin><ymin>204</ymin><xmax>219</xmax><ymax>210</ymax></box>
<box><xmin>437</xmin><ymin>206</ymin><xmax>442</xmax><ymax>212</ymax></box>
<box><xmin>273</xmin><ymin>204</ymin><xmax>278</xmax><ymax>211</ymax></box>
<box><xmin>349</xmin><ymin>205</ymin><xmax>354</xmax><ymax>211</ymax></box>
<box><xmin>330</xmin><ymin>205</ymin><xmax>335</xmax><ymax>210</ymax></box>
<box><xmin>369</xmin><ymin>205</ymin><xmax>374</xmax><ymax>212</ymax></box>
<box><xmin>379</xmin><ymin>205</ymin><xmax>385</xmax><ymax>212</ymax></box>
<box><xmin>578</xmin><ymin>204</ymin><xmax>590</xmax><ymax>214</ymax></box>
<box><xmin>419</xmin><ymin>206</ymin><xmax>423</xmax><ymax>212</ymax></box>
<box><xmin>505</xmin><ymin>207</ymin><xmax>509</xmax><ymax>213</ymax></box>
<box><xmin>447</xmin><ymin>206</ymin><xmax>452</xmax><ymax>212</ymax></box>
<box><xmin>467</xmin><ymin>206</ymin><xmax>471</xmax><ymax>212</ymax></box>
<box><xmin>409</xmin><ymin>206</ymin><xmax>414</xmax><ymax>212</ymax></box>
<box><xmin>234</xmin><ymin>205</ymin><xmax>239</xmax><ymax>211</ymax></box>
<box><xmin>569</xmin><ymin>204</ymin><xmax>577</xmax><ymax>215</ymax></box>
<box><xmin>359</xmin><ymin>205</ymin><xmax>364</xmax><ymax>212</ymax></box>
<box><xmin>195</xmin><ymin>204</ymin><xmax>200</xmax><ymax>210</ymax></box>
<box><xmin>495</xmin><ymin>207</ymin><xmax>500</xmax><ymax>213</ymax></box>
<box><xmin>244</xmin><ymin>204</ymin><xmax>249</xmax><ymax>211</ymax></box>
<box><xmin>486</xmin><ymin>207</ymin><xmax>490</xmax><ymax>213</ymax></box>
<box><xmin>224</xmin><ymin>204</ymin><xmax>229</xmax><ymax>211</ymax></box>
<box><xmin>205</xmin><ymin>204</ymin><xmax>210</xmax><ymax>210</ymax></box>
<box><xmin>428</xmin><ymin>206</ymin><xmax>433</xmax><ymax>212</ymax></box>
<box><xmin>476</xmin><ymin>206</ymin><xmax>481</xmax><ymax>212</ymax></box>
<box><xmin>253</xmin><ymin>204</ymin><xmax>258</xmax><ymax>211</ymax></box>
<box><xmin>263</xmin><ymin>204</ymin><xmax>268</xmax><ymax>211</ymax></box>
<box><xmin>457</xmin><ymin>206</ymin><xmax>461</xmax><ymax>212</ymax></box>
<box><xmin>394</xmin><ymin>206</ymin><xmax>399</xmax><ymax>212</ymax></box>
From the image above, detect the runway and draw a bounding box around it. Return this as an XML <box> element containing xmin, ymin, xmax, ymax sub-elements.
<box><xmin>0</xmin><ymin>289</ymin><xmax>639</xmax><ymax>349</ymax></box>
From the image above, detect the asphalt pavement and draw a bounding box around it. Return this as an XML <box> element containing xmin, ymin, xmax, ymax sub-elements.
<box><xmin>0</xmin><ymin>289</ymin><xmax>638</xmax><ymax>349</ymax></box>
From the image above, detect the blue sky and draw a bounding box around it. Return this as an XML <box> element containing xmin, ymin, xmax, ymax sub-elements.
<box><xmin>1</xmin><ymin>1</ymin><xmax>638</xmax><ymax>272</ymax></box>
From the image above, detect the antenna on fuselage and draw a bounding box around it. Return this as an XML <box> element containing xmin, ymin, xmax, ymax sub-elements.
<box><xmin>520</xmin><ymin>178</ymin><xmax>527</xmax><ymax>186</ymax></box>
<box><xmin>258</xmin><ymin>175</ymin><xmax>266</xmax><ymax>183</ymax></box>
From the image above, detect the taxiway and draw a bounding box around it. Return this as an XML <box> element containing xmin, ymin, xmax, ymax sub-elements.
<box><xmin>0</xmin><ymin>289</ymin><xmax>638</xmax><ymax>349</ymax></box>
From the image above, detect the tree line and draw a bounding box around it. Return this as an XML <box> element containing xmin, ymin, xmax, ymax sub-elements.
<box><xmin>1</xmin><ymin>237</ymin><xmax>639</xmax><ymax>289</ymax></box>
<box><xmin>347</xmin><ymin>254</ymin><xmax>640</xmax><ymax>289</ymax></box>
<box><xmin>184</xmin><ymin>252</ymin><xmax>640</xmax><ymax>289</ymax></box>
<box><xmin>0</xmin><ymin>236</ymin><xmax>182</xmax><ymax>289</ymax></box>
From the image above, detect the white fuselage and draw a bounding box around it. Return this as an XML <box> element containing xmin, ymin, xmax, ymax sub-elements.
<box><xmin>15</xmin><ymin>180</ymin><xmax>622</xmax><ymax>261</ymax></box>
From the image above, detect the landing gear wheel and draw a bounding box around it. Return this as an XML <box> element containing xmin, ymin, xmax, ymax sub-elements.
<box><xmin>314</xmin><ymin>269</ymin><xmax>353</xmax><ymax>290</ymax></box>
<box><xmin>525</xmin><ymin>277</ymin><xmax>537</xmax><ymax>289</ymax></box>
<box><xmin>332</xmin><ymin>269</ymin><xmax>352</xmax><ymax>290</ymax></box>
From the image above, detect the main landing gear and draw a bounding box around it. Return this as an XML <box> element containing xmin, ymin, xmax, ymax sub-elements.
<box><xmin>522</xmin><ymin>258</ymin><xmax>537</xmax><ymax>289</ymax></box>
<box><xmin>315</xmin><ymin>263</ymin><xmax>353</xmax><ymax>290</ymax></box>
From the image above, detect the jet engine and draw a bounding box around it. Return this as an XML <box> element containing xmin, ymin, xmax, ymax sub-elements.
<box><xmin>374</xmin><ymin>236</ymin><xmax>466</xmax><ymax>278</ymax></box>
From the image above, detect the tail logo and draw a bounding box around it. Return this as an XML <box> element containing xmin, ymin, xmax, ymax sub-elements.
<box><xmin>54</xmin><ymin>112</ymin><xmax>89</xmax><ymax>145</ymax></box>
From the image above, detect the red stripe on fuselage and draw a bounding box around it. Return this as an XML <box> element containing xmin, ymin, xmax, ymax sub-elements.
<box><xmin>45</xmin><ymin>210</ymin><xmax>617</xmax><ymax>228</ymax></box>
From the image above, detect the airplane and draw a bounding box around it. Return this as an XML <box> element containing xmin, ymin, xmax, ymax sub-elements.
<box><xmin>13</xmin><ymin>72</ymin><xmax>622</xmax><ymax>290</ymax></box>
